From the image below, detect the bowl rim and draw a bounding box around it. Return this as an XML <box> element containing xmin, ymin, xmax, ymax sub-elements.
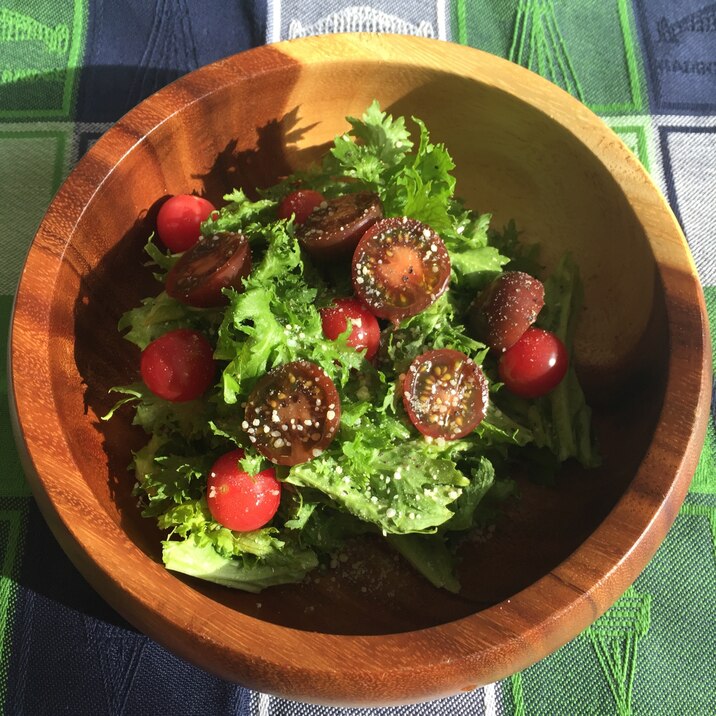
<box><xmin>9</xmin><ymin>33</ymin><xmax>712</xmax><ymax>705</ymax></box>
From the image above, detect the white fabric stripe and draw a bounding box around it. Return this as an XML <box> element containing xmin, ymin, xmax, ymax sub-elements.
<box><xmin>269</xmin><ymin>2</ymin><xmax>441</xmax><ymax>41</ymax></box>
<box><xmin>266</xmin><ymin>1</ymin><xmax>448</xmax><ymax>43</ymax></box>
<box><xmin>268</xmin><ymin>0</ymin><xmax>281</xmax><ymax>43</ymax></box>
<box><xmin>436</xmin><ymin>0</ymin><xmax>447</xmax><ymax>40</ymax></box>
<box><xmin>483</xmin><ymin>682</ymin><xmax>498</xmax><ymax>716</ymax></box>
<box><xmin>257</xmin><ymin>691</ymin><xmax>271</xmax><ymax>716</ymax></box>
<box><xmin>651</xmin><ymin>114</ymin><xmax>716</xmax><ymax>128</ymax></box>
<box><xmin>661</xmin><ymin>129</ymin><xmax>716</xmax><ymax>285</ymax></box>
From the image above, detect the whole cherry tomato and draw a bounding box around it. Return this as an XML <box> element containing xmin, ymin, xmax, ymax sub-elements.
<box><xmin>278</xmin><ymin>189</ymin><xmax>325</xmax><ymax>224</ymax></box>
<box><xmin>140</xmin><ymin>329</ymin><xmax>216</xmax><ymax>402</ymax></box>
<box><xmin>320</xmin><ymin>297</ymin><xmax>381</xmax><ymax>360</ymax></box>
<box><xmin>498</xmin><ymin>328</ymin><xmax>568</xmax><ymax>398</ymax></box>
<box><xmin>207</xmin><ymin>449</ymin><xmax>281</xmax><ymax>532</ymax></box>
<box><xmin>156</xmin><ymin>194</ymin><xmax>215</xmax><ymax>253</ymax></box>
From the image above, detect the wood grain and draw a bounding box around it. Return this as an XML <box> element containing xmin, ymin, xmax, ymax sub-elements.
<box><xmin>9</xmin><ymin>34</ymin><xmax>711</xmax><ymax>705</ymax></box>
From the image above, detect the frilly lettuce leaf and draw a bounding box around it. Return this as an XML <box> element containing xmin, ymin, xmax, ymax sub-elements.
<box><xmin>163</xmin><ymin>537</ymin><xmax>317</xmax><ymax>592</ymax></box>
<box><xmin>104</xmin><ymin>385</ymin><xmax>214</xmax><ymax>441</ymax></box>
<box><xmin>326</xmin><ymin>100</ymin><xmax>414</xmax><ymax>185</ymax></box>
<box><xmin>200</xmin><ymin>188</ymin><xmax>276</xmax><ymax>237</ymax></box>
<box><xmin>285</xmin><ymin>411</ymin><xmax>470</xmax><ymax>535</ymax></box>
<box><xmin>215</xmin><ymin>224</ymin><xmax>365</xmax><ymax>403</ymax></box>
<box><xmin>117</xmin><ymin>290</ymin><xmax>222</xmax><ymax>351</ymax></box>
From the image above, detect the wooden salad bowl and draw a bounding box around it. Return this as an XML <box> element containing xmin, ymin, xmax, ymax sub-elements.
<box><xmin>9</xmin><ymin>34</ymin><xmax>711</xmax><ymax>705</ymax></box>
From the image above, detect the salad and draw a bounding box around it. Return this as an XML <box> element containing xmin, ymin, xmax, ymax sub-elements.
<box><xmin>106</xmin><ymin>102</ymin><xmax>598</xmax><ymax>594</ymax></box>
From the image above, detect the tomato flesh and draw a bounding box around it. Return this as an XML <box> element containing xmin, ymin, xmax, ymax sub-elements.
<box><xmin>140</xmin><ymin>329</ymin><xmax>216</xmax><ymax>402</ymax></box>
<box><xmin>166</xmin><ymin>230</ymin><xmax>251</xmax><ymax>308</ymax></box>
<box><xmin>244</xmin><ymin>361</ymin><xmax>341</xmax><ymax>466</ymax></box>
<box><xmin>297</xmin><ymin>191</ymin><xmax>382</xmax><ymax>261</ymax></box>
<box><xmin>320</xmin><ymin>298</ymin><xmax>380</xmax><ymax>360</ymax></box>
<box><xmin>469</xmin><ymin>271</ymin><xmax>545</xmax><ymax>352</ymax></box>
<box><xmin>207</xmin><ymin>449</ymin><xmax>281</xmax><ymax>532</ymax></box>
<box><xmin>156</xmin><ymin>194</ymin><xmax>215</xmax><ymax>253</ymax></box>
<box><xmin>278</xmin><ymin>189</ymin><xmax>324</xmax><ymax>224</ymax></box>
<box><xmin>402</xmin><ymin>349</ymin><xmax>489</xmax><ymax>439</ymax></box>
<box><xmin>498</xmin><ymin>328</ymin><xmax>568</xmax><ymax>398</ymax></box>
<box><xmin>352</xmin><ymin>217</ymin><xmax>451</xmax><ymax>324</ymax></box>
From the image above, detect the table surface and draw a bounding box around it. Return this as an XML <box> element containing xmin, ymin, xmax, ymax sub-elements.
<box><xmin>1</xmin><ymin>1</ymin><xmax>715</xmax><ymax>714</ymax></box>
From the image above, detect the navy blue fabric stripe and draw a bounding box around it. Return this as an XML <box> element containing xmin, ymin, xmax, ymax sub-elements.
<box><xmin>75</xmin><ymin>0</ymin><xmax>268</xmax><ymax>122</ymax></box>
<box><xmin>633</xmin><ymin>0</ymin><xmax>716</xmax><ymax>114</ymax></box>
<box><xmin>5</xmin><ymin>502</ymin><xmax>248</xmax><ymax>715</ymax></box>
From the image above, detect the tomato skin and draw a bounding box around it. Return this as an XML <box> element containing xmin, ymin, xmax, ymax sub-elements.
<box><xmin>244</xmin><ymin>361</ymin><xmax>341</xmax><ymax>466</ymax></box>
<box><xmin>140</xmin><ymin>329</ymin><xmax>216</xmax><ymax>402</ymax></box>
<box><xmin>278</xmin><ymin>189</ymin><xmax>324</xmax><ymax>224</ymax></box>
<box><xmin>297</xmin><ymin>192</ymin><xmax>383</xmax><ymax>261</ymax></box>
<box><xmin>469</xmin><ymin>271</ymin><xmax>545</xmax><ymax>352</ymax></box>
<box><xmin>165</xmin><ymin>231</ymin><xmax>252</xmax><ymax>308</ymax></box>
<box><xmin>402</xmin><ymin>349</ymin><xmax>489</xmax><ymax>439</ymax></box>
<box><xmin>320</xmin><ymin>298</ymin><xmax>381</xmax><ymax>360</ymax></box>
<box><xmin>156</xmin><ymin>195</ymin><xmax>215</xmax><ymax>253</ymax></box>
<box><xmin>352</xmin><ymin>217</ymin><xmax>451</xmax><ymax>324</ymax></box>
<box><xmin>207</xmin><ymin>449</ymin><xmax>281</xmax><ymax>532</ymax></box>
<box><xmin>498</xmin><ymin>328</ymin><xmax>568</xmax><ymax>398</ymax></box>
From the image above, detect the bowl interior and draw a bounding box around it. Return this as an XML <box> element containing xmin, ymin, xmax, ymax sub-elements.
<box><xmin>46</xmin><ymin>49</ymin><xmax>668</xmax><ymax>636</ymax></box>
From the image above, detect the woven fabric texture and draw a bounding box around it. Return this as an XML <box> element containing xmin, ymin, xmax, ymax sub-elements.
<box><xmin>1</xmin><ymin>1</ymin><xmax>714</xmax><ymax>714</ymax></box>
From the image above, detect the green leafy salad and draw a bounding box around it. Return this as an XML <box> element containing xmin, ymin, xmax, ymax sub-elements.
<box><xmin>106</xmin><ymin>102</ymin><xmax>598</xmax><ymax>593</ymax></box>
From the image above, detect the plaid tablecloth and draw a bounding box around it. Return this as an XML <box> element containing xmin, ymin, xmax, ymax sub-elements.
<box><xmin>1</xmin><ymin>1</ymin><xmax>715</xmax><ymax>714</ymax></box>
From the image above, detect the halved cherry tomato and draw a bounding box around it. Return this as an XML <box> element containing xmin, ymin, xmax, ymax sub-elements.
<box><xmin>320</xmin><ymin>298</ymin><xmax>380</xmax><ymax>360</ymax></box>
<box><xmin>498</xmin><ymin>328</ymin><xmax>568</xmax><ymax>398</ymax></box>
<box><xmin>402</xmin><ymin>349</ymin><xmax>489</xmax><ymax>440</ymax></box>
<box><xmin>469</xmin><ymin>271</ymin><xmax>545</xmax><ymax>352</ymax></box>
<box><xmin>278</xmin><ymin>189</ymin><xmax>324</xmax><ymax>224</ymax></box>
<box><xmin>166</xmin><ymin>230</ymin><xmax>251</xmax><ymax>308</ymax></box>
<box><xmin>207</xmin><ymin>449</ymin><xmax>281</xmax><ymax>532</ymax></box>
<box><xmin>352</xmin><ymin>217</ymin><xmax>451</xmax><ymax>324</ymax></box>
<box><xmin>296</xmin><ymin>191</ymin><xmax>382</xmax><ymax>261</ymax></box>
<box><xmin>140</xmin><ymin>328</ymin><xmax>216</xmax><ymax>402</ymax></box>
<box><xmin>156</xmin><ymin>194</ymin><xmax>215</xmax><ymax>253</ymax></box>
<box><xmin>243</xmin><ymin>361</ymin><xmax>341</xmax><ymax>466</ymax></box>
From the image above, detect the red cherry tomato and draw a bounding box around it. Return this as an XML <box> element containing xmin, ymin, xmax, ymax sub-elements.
<box><xmin>352</xmin><ymin>217</ymin><xmax>451</xmax><ymax>324</ymax></box>
<box><xmin>320</xmin><ymin>298</ymin><xmax>381</xmax><ymax>360</ymax></box>
<box><xmin>140</xmin><ymin>329</ymin><xmax>216</xmax><ymax>402</ymax></box>
<box><xmin>278</xmin><ymin>189</ymin><xmax>324</xmax><ymax>224</ymax></box>
<box><xmin>498</xmin><ymin>328</ymin><xmax>568</xmax><ymax>398</ymax></box>
<box><xmin>244</xmin><ymin>361</ymin><xmax>341</xmax><ymax>466</ymax></box>
<box><xmin>402</xmin><ymin>349</ymin><xmax>489</xmax><ymax>440</ymax></box>
<box><xmin>165</xmin><ymin>231</ymin><xmax>252</xmax><ymax>308</ymax></box>
<box><xmin>207</xmin><ymin>449</ymin><xmax>281</xmax><ymax>532</ymax></box>
<box><xmin>156</xmin><ymin>194</ymin><xmax>215</xmax><ymax>253</ymax></box>
<box><xmin>297</xmin><ymin>192</ymin><xmax>383</xmax><ymax>261</ymax></box>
